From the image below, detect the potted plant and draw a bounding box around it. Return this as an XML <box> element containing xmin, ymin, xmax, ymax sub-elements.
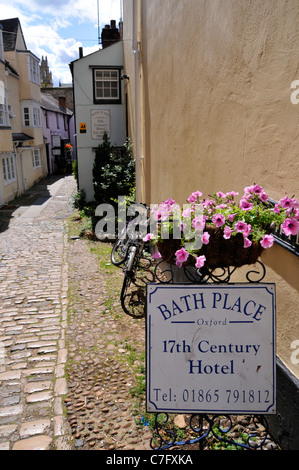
<box><xmin>144</xmin><ymin>184</ymin><xmax>299</xmax><ymax>270</ymax></box>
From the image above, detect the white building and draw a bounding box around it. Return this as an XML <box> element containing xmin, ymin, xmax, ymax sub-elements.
<box><xmin>70</xmin><ymin>39</ymin><xmax>127</xmax><ymax>202</ymax></box>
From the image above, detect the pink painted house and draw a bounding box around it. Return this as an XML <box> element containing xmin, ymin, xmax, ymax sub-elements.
<box><xmin>41</xmin><ymin>93</ymin><xmax>76</xmax><ymax>174</ymax></box>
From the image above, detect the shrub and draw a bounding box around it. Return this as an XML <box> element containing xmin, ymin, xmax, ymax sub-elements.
<box><xmin>92</xmin><ymin>132</ymin><xmax>135</xmax><ymax>205</ymax></box>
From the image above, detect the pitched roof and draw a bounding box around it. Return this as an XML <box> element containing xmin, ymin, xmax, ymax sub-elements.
<box><xmin>0</xmin><ymin>18</ymin><xmax>26</xmax><ymax>51</ymax></box>
<box><xmin>41</xmin><ymin>93</ymin><xmax>72</xmax><ymax>116</ymax></box>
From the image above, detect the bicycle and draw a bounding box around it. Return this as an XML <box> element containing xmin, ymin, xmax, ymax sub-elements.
<box><xmin>111</xmin><ymin>204</ymin><xmax>154</xmax><ymax>318</ymax></box>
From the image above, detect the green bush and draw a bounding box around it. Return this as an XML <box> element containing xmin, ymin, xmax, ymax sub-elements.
<box><xmin>72</xmin><ymin>159</ymin><xmax>78</xmax><ymax>181</ymax></box>
<box><xmin>92</xmin><ymin>132</ymin><xmax>135</xmax><ymax>205</ymax></box>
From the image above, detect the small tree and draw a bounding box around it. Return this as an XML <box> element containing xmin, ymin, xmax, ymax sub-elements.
<box><xmin>92</xmin><ymin>132</ymin><xmax>135</xmax><ymax>205</ymax></box>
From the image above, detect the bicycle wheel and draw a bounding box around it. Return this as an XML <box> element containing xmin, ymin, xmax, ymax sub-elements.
<box><xmin>111</xmin><ymin>237</ymin><xmax>128</xmax><ymax>266</ymax></box>
<box><xmin>120</xmin><ymin>273</ymin><xmax>146</xmax><ymax>318</ymax></box>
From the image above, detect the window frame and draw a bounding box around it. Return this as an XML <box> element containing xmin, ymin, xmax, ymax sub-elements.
<box><xmin>32</xmin><ymin>148</ymin><xmax>41</xmax><ymax>169</ymax></box>
<box><xmin>22</xmin><ymin>101</ymin><xmax>42</xmax><ymax>128</ymax></box>
<box><xmin>28</xmin><ymin>54</ymin><xmax>40</xmax><ymax>85</ymax></box>
<box><xmin>2</xmin><ymin>153</ymin><xmax>17</xmax><ymax>185</ymax></box>
<box><xmin>92</xmin><ymin>66</ymin><xmax>122</xmax><ymax>104</ymax></box>
<box><xmin>0</xmin><ymin>89</ymin><xmax>10</xmax><ymax>128</ymax></box>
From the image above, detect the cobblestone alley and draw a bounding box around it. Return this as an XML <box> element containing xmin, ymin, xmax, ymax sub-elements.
<box><xmin>0</xmin><ymin>175</ymin><xmax>76</xmax><ymax>450</ymax></box>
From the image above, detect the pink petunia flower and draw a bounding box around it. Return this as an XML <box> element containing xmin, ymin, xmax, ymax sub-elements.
<box><xmin>243</xmin><ymin>223</ymin><xmax>252</xmax><ymax>237</ymax></box>
<box><xmin>226</xmin><ymin>191</ymin><xmax>239</xmax><ymax>199</ymax></box>
<box><xmin>234</xmin><ymin>221</ymin><xmax>248</xmax><ymax>233</ymax></box>
<box><xmin>252</xmin><ymin>184</ymin><xmax>264</xmax><ymax>195</ymax></box>
<box><xmin>212</xmin><ymin>214</ymin><xmax>226</xmax><ymax>227</ymax></box>
<box><xmin>278</xmin><ymin>196</ymin><xmax>293</xmax><ymax>209</ymax></box>
<box><xmin>243</xmin><ymin>237</ymin><xmax>252</xmax><ymax>248</ymax></box>
<box><xmin>195</xmin><ymin>255</ymin><xmax>206</xmax><ymax>269</ymax></box>
<box><xmin>192</xmin><ymin>215</ymin><xmax>205</xmax><ymax>231</ymax></box>
<box><xmin>164</xmin><ymin>198</ymin><xmax>176</xmax><ymax>206</ymax></box>
<box><xmin>259</xmin><ymin>192</ymin><xmax>269</xmax><ymax>202</ymax></box>
<box><xmin>228</xmin><ymin>213</ymin><xmax>237</xmax><ymax>222</ymax></box>
<box><xmin>182</xmin><ymin>207</ymin><xmax>192</xmax><ymax>218</ymax></box>
<box><xmin>152</xmin><ymin>249</ymin><xmax>162</xmax><ymax>259</ymax></box>
<box><xmin>223</xmin><ymin>226</ymin><xmax>233</xmax><ymax>239</ymax></box>
<box><xmin>239</xmin><ymin>198</ymin><xmax>254</xmax><ymax>211</ymax></box>
<box><xmin>281</xmin><ymin>218</ymin><xmax>299</xmax><ymax>236</ymax></box>
<box><xmin>175</xmin><ymin>247</ymin><xmax>189</xmax><ymax>268</ymax></box>
<box><xmin>202</xmin><ymin>231</ymin><xmax>210</xmax><ymax>244</ymax></box>
<box><xmin>260</xmin><ymin>234</ymin><xmax>274</xmax><ymax>249</ymax></box>
<box><xmin>187</xmin><ymin>191</ymin><xmax>202</xmax><ymax>203</ymax></box>
<box><xmin>274</xmin><ymin>204</ymin><xmax>280</xmax><ymax>214</ymax></box>
<box><xmin>143</xmin><ymin>233</ymin><xmax>154</xmax><ymax>242</ymax></box>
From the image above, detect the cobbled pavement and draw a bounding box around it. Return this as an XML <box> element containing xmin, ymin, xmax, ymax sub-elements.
<box><xmin>0</xmin><ymin>175</ymin><xmax>76</xmax><ymax>450</ymax></box>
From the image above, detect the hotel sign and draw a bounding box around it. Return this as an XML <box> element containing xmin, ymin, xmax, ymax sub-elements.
<box><xmin>146</xmin><ymin>283</ymin><xmax>276</xmax><ymax>414</ymax></box>
<box><xmin>91</xmin><ymin>109</ymin><xmax>110</xmax><ymax>140</ymax></box>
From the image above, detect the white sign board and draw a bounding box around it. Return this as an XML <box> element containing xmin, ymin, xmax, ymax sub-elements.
<box><xmin>91</xmin><ymin>109</ymin><xmax>110</xmax><ymax>140</ymax></box>
<box><xmin>52</xmin><ymin>135</ymin><xmax>61</xmax><ymax>147</ymax></box>
<box><xmin>147</xmin><ymin>283</ymin><xmax>276</xmax><ymax>415</ymax></box>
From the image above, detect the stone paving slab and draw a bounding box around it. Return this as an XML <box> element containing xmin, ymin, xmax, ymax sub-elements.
<box><xmin>0</xmin><ymin>175</ymin><xmax>77</xmax><ymax>450</ymax></box>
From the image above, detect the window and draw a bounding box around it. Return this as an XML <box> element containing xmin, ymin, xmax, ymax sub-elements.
<box><xmin>29</xmin><ymin>55</ymin><xmax>40</xmax><ymax>85</ymax></box>
<box><xmin>93</xmin><ymin>68</ymin><xmax>121</xmax><ymax>104</ymax></box>
<box><xmin>23</xmin><ymin>107</ymin><xmax>30</xmax><ymax>126</ymax></box>
<box><xmin>2</xmin><ymin>154</ymin><xmax>16</xmax><ymax>185</ymax></box>
<box><xmin>32</xmin><ymin>149</ymin><xmax>41</xmax><ymax>169</ymax></box>
<box><xmin>22</xmin><ymin>101</ymin><xmax>42</xmax><ymax>128</ymax></box>
<box><xmin>0</xmin><ymin>89</ymin><xmax>10</xmax><ymax>127</ymax></box>
<box><xmin>33</xmin><ymin>106</ymin><xmax>41</xmax><ymax>127</ymax></box>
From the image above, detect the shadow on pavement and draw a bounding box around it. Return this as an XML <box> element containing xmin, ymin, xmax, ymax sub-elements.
<box><xmin>0</xmin><ymin>174</ymin><xmax>70</xmax><ymax>233</ymax></box>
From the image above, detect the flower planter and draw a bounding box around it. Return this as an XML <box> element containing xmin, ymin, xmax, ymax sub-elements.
<box><xmin>149</xmin><ymin>184</ymin><xmax>299</xmax><ymax>271</ymax></box>
<box><xmin>158</xmin><ymin>226</ymin><xmax>264</xmax><ymax>270</ymax></box>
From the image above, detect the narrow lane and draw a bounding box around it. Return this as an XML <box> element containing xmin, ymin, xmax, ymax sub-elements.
<box><xmin>0</xmin><ymin>175</ymin><xmax>76</xmax><ymax>450</ymax></box>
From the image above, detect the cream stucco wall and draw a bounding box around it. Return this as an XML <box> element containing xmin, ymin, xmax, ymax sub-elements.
<box><xmin>123</xmin><ymin>0</ymin><xmax>299</xmax><ymax>377</ymax></box>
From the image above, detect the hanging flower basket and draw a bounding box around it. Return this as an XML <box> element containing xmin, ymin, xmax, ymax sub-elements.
<box><xmin>145</xmin><ymin>184</ymin><xmax>299</xmax><ymax>271</ymax></box>
<box><xmin>157</xmin><ymin>226</ymin><xmax>263</xmax><ymax>270</ymax></box>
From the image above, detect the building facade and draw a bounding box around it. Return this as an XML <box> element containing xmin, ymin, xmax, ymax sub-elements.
<box><xmin>71</xmin><ymin>37</ymin><xmax>126</xmax><ymax>202</ymax></box>
<box><xmin>41</xmin><ymin>93</ymin><xmax>75</xmax><ymax>175</ymax></box>
<box><xmin>123</xmin><ymin>0</ymin><xmax>299</xmax><ymax>449</ymax></box>
<box><xmin>0</xmin><ymin>18</ymin><xmax>47</xmax><ymax>206</ymax></box>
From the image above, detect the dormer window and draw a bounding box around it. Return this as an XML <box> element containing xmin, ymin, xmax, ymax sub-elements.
<box><xmin>28</xmin><ymin>54</ymin><xmax>40</xmax><ymax>85</ymax></box>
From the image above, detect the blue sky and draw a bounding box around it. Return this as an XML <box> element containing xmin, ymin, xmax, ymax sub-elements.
<box><xmin>0</xmin><ymin>0</ymin><xmax>122</xmax><ymax>85</ymax></box>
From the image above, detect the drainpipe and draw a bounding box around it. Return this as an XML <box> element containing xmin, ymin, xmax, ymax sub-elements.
<box><xmin>132</xmin><ymin>0</ymin><xmax>143</xmax><ymax>203</ymax></box>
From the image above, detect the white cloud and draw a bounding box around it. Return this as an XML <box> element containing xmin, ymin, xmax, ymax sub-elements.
<box><xmin>0</xmin><ymin>0</ymin><xmax>122</xmax><ymax>85</ymax></box>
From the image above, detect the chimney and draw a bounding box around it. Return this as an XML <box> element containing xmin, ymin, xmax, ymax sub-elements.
<box><xmin>58</xmin><ymin>96</ymin><xmax>67</xmax><ymax>111</ymax></box>
<box><xmin>101</xmin><ymin>19</ymin><xmax>121</xmax><ymax>48</ymax></box>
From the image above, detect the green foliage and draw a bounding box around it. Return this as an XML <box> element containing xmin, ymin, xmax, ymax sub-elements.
<box><xmin>72</xmin><ymin>159</ymin><xmax>78</xmax><ymax>181</ymax></box>
<box><xmin>92</xmin><ymin>132</ymin><xmax>135</xmax><ymax>205</ymax></box>
<box><xmin>73</xmin><ymin>189</ymin><xmax>86</xmax><ymax>211</ymax></box>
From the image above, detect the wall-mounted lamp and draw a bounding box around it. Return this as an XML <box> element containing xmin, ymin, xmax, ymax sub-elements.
<box><xmin>120</xmin><ymin>74</ymin><xmax>130</xmax><ymax>81</ymax></box>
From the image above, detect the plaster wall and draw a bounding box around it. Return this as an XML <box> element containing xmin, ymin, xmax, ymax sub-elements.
<box><xmin>123</xmin><ymin>0</ymin><xmax>299</xmax><ymax>377</ymax></box>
